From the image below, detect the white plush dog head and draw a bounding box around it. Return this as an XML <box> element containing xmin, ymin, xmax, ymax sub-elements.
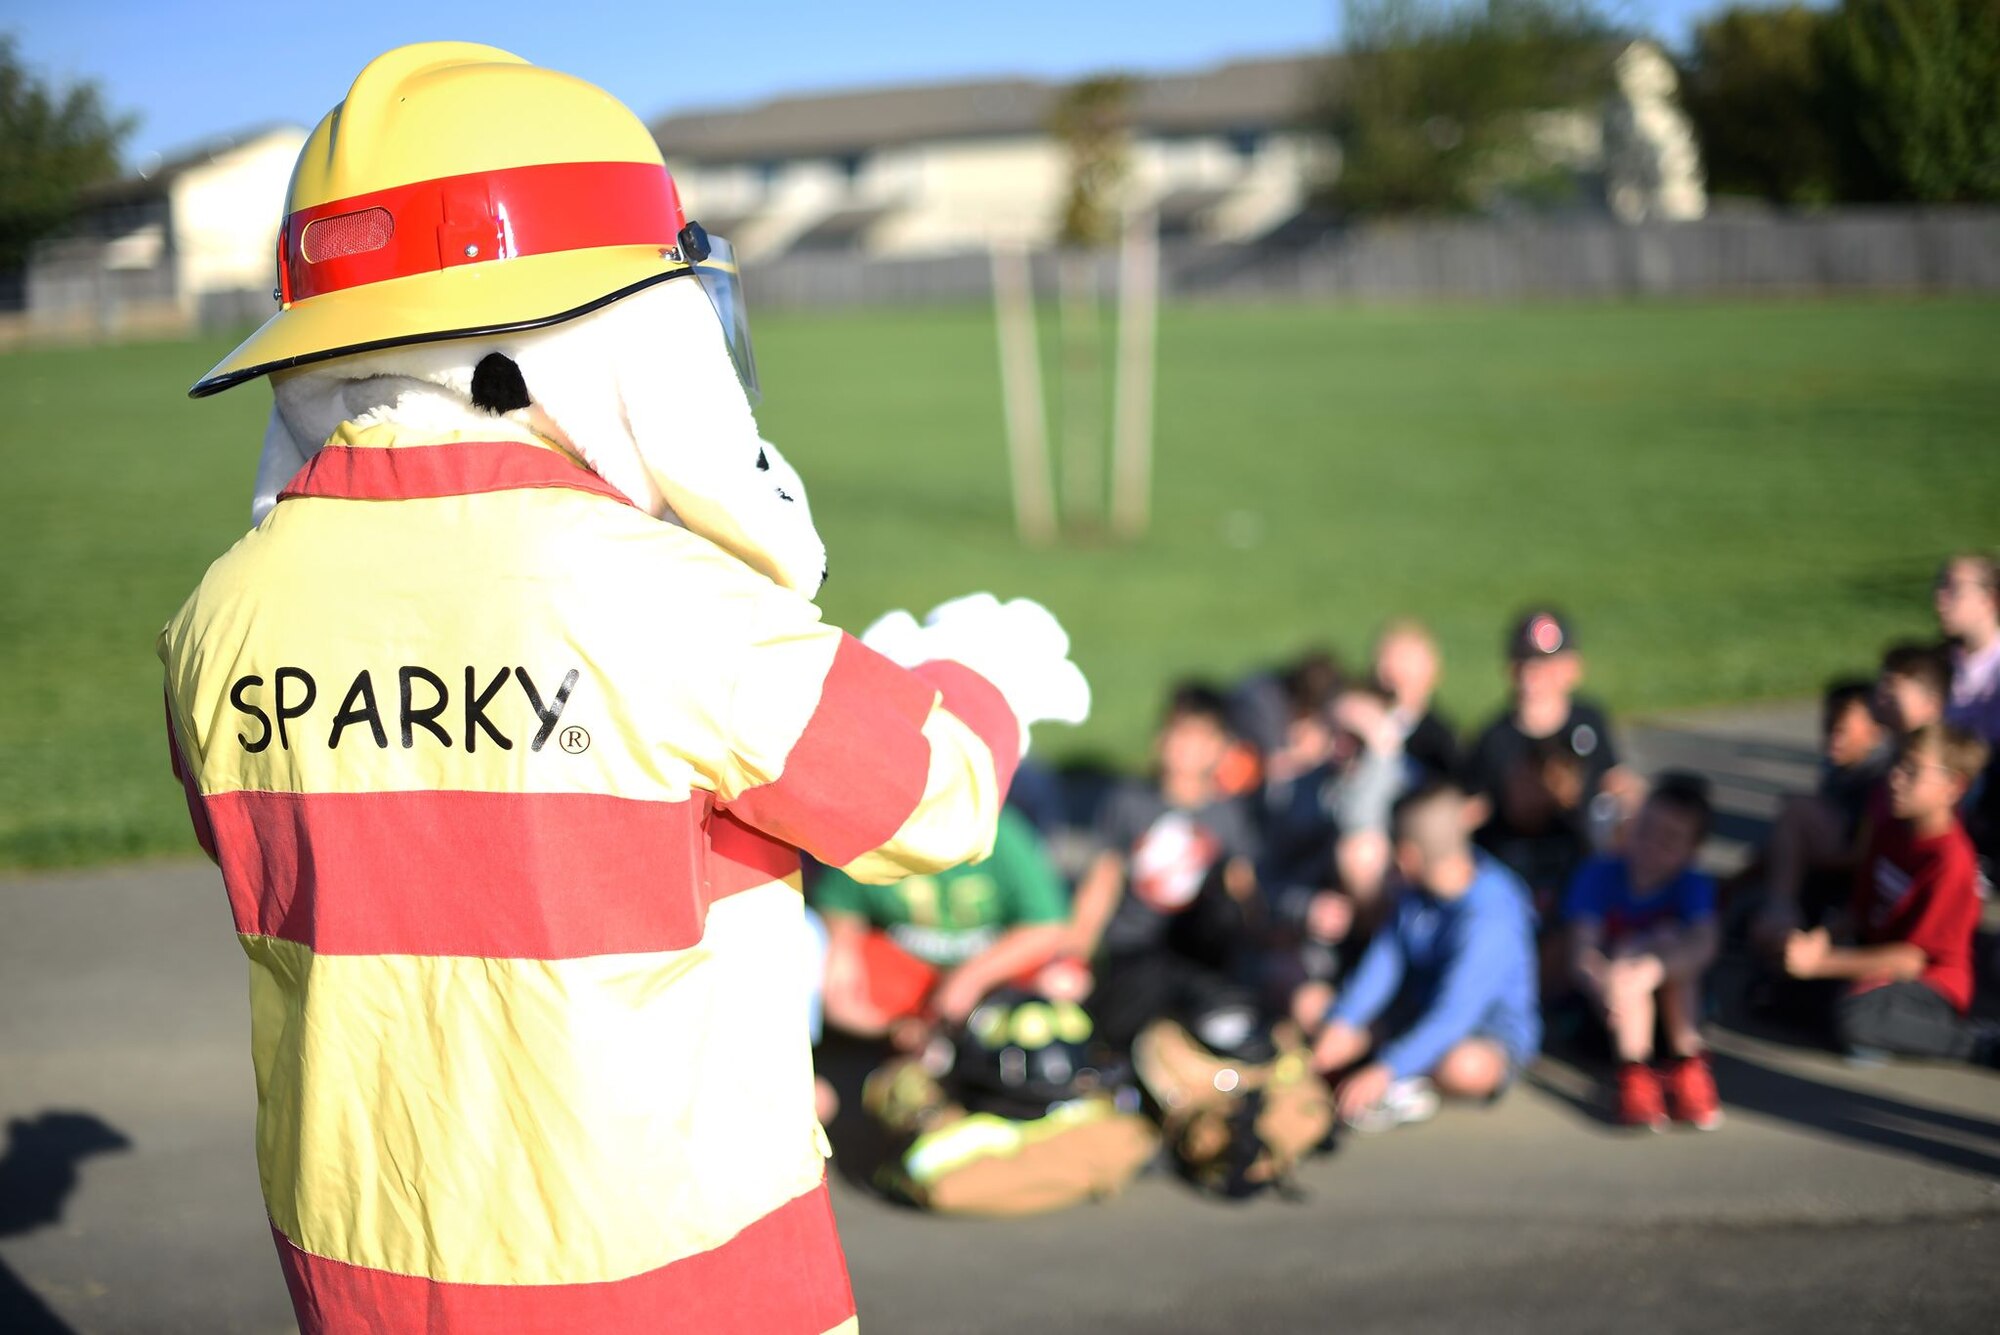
<box><xmin>257</xmin><ymin>276</ymin><xmax>825</xmax><ymax>598</ymax></box>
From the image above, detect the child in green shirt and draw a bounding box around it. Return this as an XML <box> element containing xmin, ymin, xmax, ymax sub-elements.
<box><xmin>817</xmin><ymin>807</ymin><xmax>1072</xmax><ymax>1041</ymax></box>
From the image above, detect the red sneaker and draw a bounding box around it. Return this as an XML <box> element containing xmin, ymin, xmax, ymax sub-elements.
<box><xmin>1664</xmin><ymin>1052</ymin><xmax>1723</xmax><ymax>1131</ymax></box>
<box><xmin>1616</xmin><ymin>1062</ymin><xmax>1668</xmax><ymax>1132</ymax></box>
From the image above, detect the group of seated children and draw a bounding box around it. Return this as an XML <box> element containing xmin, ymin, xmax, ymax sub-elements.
<box><xmin>1733</xmin><ymin>584</ymin><xmax>1998</xmax><ymax>1072</ymax></box>
<box><xmin>808</xmin><ymin>573</ymin><xmax>2000</xmax><ymax>1148</ymax></box>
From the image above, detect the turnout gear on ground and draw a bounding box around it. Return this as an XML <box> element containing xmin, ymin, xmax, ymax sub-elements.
<box><xmin>1132</xmin><ymin>1018</ymin><xmax>1336</xmax><ymax>1199</ymax></box>
<box><xmin>863</xmin><ymin>993</ymin><xmax>1154</xmax><ymax>1216</ymax></box>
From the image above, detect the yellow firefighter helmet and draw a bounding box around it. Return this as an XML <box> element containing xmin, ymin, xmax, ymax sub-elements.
<box><xmin>193</xmin><ymin>42</ymin><xmax>752</xmax><ymax>400</ymax></box>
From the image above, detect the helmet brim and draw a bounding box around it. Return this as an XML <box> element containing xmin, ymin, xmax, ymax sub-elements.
<box><xmin>189</xmin><ymin>244</ymin><xmax>693</xmax><ymax>398</ymax></box>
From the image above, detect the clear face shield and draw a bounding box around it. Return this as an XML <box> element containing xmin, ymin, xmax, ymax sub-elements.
<box><xmin>675</xmin><ymin>221</ymin><xmax>760</xmax><ymax>406</ymax></box>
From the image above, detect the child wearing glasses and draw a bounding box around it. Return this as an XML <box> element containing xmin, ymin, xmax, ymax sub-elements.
<box><xmin>1782</xmin><ymin>723</ymin><xmax>1996</xmax><ymax>1067</ymax></box>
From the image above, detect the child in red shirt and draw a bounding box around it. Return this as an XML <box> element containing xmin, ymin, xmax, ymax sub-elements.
<box><xmin>1783</xmin><ymin>723</ymin><xmax>1993</xmax><ymax>1064</ymax></box>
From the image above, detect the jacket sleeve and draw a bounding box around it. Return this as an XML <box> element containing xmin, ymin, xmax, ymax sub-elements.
<box><xmin>158</xmin><ymin>618</ymin><xmax>220</xmax><ymax>865</ymax></box>
<box><xmin>1377</xmin><ymin>905</ymin><xmax>1517</xmax><ymax>1081</ymax></box>
<box><xmin>1328</xmin><ymin>922</ymin><xmax>1406</xmax><ymax>1033</ymax></box>
<box><xmin>680</xmin><ymin>550</ymin><xmax>1021</xmax><ymax>885</ymax></box>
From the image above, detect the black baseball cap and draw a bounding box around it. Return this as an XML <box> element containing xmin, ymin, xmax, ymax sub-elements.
<box><xmin>1508</xmin><ymin>608</ymin><xmax>1577</xmax><ymax>660</ymax></box>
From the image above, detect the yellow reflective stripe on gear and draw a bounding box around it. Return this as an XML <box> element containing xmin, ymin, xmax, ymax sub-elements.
<box><xmin>247</xmin><ymin>885</ymin><xmax>826</xmax><ymax>1285</ymax></box>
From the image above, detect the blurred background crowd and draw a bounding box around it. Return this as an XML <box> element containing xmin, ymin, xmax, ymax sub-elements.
<box><xmin>805</xmin><ymin>552</ymin><xmax>2000</xmax><ymax>1188</ymax></box>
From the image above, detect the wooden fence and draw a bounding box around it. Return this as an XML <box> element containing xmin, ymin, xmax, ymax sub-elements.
<box><xmin>751</xmin><ymin>207</ymin><xmax>2000</xmax><ymax>309</ymax></box>
<box><xmin>3</xmin><ymin>207</ymin><xmax>1994</xmax><ymax>352</ymax></box>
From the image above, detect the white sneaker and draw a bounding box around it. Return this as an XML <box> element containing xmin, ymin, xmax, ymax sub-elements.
<box><xmin>1345</xmin><ymin>1077</ymin><xmax>1440</xmax><ymax>1134</ymax></box>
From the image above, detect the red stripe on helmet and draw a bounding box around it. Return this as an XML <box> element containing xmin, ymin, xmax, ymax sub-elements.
<box><xmin>280</xmin><ymin>160</ymin><xmax>685</xmax><ymax>303</ymax></box>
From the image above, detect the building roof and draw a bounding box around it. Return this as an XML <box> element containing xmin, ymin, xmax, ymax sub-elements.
<box><xmin>652</xmin><ymin>53</ymin><xmax>1329</xmax><ymax>163</ymax></box>
<box><xmin>81</xmin><ymin>123</ymin><xmax>305</xmax><ymax>209</ymax></box>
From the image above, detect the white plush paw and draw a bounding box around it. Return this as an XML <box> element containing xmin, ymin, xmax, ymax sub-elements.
<box><xmin>861</xmin><ymin>594</ymin><xmax>1091</xmax><ymax>744</ymax></box>
<box><xmin>857</xmin><ymin>608</ymin><xmax>928</xmax><ymax>667</ymax></box>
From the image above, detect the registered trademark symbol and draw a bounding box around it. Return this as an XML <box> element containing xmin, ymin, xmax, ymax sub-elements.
<box><xmin>558</xmin><ymin>726</ymin><xmax>591</xmax><ymax>754</ymax></box>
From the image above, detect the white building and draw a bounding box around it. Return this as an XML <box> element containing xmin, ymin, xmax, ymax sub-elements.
<box><xmin>25</xmin><ymin>124</ymin><xmax>306</xmax><ymax>335</ymax></box>
<box><xmin>10</xmin><ymin>48</ymin><xmax>1706</xmax><ymax>336</ymax></box>
<box><xmin>653</xmin><ymin>56</ymin><xmax>1332</xmax><ymax>260</ymax></box>
<box><xmin>653</xmin><ymin>44</ymin><xmax>1706</xmax><ymax>263</ymax></box>
<box><xmin>1602</xmin><ymin>42</ymin><xmax>1707</xmax><ymax>223</ymax></box>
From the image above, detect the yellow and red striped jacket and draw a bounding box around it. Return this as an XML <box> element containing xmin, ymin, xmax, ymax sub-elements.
<box><xmin>158</xmin><ymin>419</ymin><xmax>1019</xmax><ymax>1335</ymax></box>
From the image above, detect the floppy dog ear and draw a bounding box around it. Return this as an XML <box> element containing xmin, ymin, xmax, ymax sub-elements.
<box><xmin>509</xmin><ymin>280</ymin><xmax>828</xmax><ymax>598</ymax></box>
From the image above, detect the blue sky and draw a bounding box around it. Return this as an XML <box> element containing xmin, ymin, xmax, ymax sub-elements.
<box><xmin>15</xmin><ymin>0</ymin><xmax>1763</xmax><ymax>167</ymax></box>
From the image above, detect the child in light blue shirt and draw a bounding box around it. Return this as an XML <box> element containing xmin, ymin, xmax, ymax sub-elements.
<box><xmin>1312</xmin><ymin>783</ymin><xmax>1541</xmax><ymax>1132</ymax></box>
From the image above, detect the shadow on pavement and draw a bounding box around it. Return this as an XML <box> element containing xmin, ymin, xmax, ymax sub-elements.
<box><xmin>1521</xmin><ymin>1057</ymin><xmax>1616</xmax><ymax>1128</ymax></box>
<box><xmin>1704</xmin><ymin>1050</ymin><xmax>2000</xmax><ymax>1180</ymax></box>
<box><xmin>1525</xmin><ymin>1042</ymin><xmax>2000</xmax><ymax>1178</ymax></box>
<box><xmin>0</xmin><ymin>1266</ymin><xmax>72</xmax><ymax>1335</ymax></box>
<box><xmin>0</xmin><ymin>1110</ymin><xmax>132</xmax><ymax>1335</ymax></box>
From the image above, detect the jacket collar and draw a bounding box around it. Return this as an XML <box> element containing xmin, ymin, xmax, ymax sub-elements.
<box><xmin>278</xmin><ymin>419</ymin><xmax>634</xmax><ymax>507</ymax></box>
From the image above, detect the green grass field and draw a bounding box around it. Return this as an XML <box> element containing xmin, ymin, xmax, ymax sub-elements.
<box><xmin>2</xmin><ymin>298</ymin><xmax>1995</xmax><ymax>868</ymax></box>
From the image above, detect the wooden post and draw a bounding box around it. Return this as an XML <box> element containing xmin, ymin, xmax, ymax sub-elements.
<box><xmin>1110</xmin><ymin>207</ymin><xmax>1159</xmax><ymax>540</ymax></box>
<box><xmin>989</xmin><ymin>242</ymin><xmax>1056</xmax><ymax>545</ymax></box>
<box><xmin>1057</xmin><ymin>249</ymin><xmax>1105</xmax><ymax>530</ymax></box>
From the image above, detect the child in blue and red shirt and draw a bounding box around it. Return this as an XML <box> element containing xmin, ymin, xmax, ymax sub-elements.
<box><xmin>1565</xmin><ymin>773</ymin><xmax>1722</xmax><ymax>1132</ymax></box>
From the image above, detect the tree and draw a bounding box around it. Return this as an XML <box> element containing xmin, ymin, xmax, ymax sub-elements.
<box><xmin>1825</xmin><ymin>0</ymin><xmax>2000</xmax><ymax>202</ymax></box>
<box><xmin>1049</xmin><ymin>75</ymin><xmax>1135</xmax><ymax>248</ymax></box>
<box><xmin>0</xmin><ymin>35</ymin><xmax>135</xmax><ymax>274</ymax></box>
<box><xmin>1684</xmin><ymin>0</ymin><xmax>2000</xmax><ymax>206</ymax></box>
<box><xmin>1323</xmin><ymin>0</ymin><xmax>1621</xmax><ymax>216</ymax></box>
<box><xmin>1680</xmin><ymin>5</ymin><xmax>1846</xmax><ymax>205</ymax></box>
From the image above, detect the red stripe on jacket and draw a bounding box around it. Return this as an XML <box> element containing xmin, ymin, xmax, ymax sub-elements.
<box><xmin>726</xmin><ymin>635</ymin><xmax>938</xmax><ymax>867</ymax></box>
<box><xmin>273</xmin><ymin>1179</ymin><xmax>855</xmax><ymax>1335</ymax></box>
<box><xmin>206</xmin><ymin>789</ymin><xmax>799</xmax><ymax>958</ymax></box>
<box><xmin>279</xmin><ymin>442</ymin><xmax>633</xmax><ymax>507</ymax></box>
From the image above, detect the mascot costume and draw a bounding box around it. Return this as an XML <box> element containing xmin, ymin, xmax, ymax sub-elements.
<box><xmin>157</xmin><ymin>42</ymin><xmax>1087</xmax><ymax>1335</ymax></box>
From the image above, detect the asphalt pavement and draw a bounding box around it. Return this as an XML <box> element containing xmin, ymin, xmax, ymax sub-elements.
<box><xmin>4</xmin><ymin>705</ymin><xmax>1998</xmax><ymax>1334</ymax></box>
